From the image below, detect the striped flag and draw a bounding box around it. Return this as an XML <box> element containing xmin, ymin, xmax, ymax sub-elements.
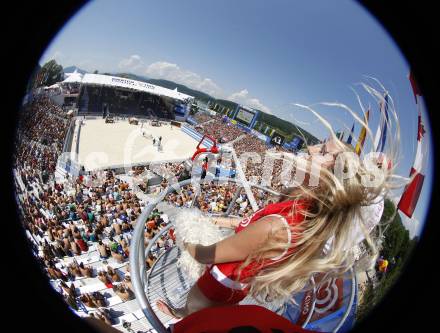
<box><xmin>355</xmin><ymin>110</ymin><xmax>370</xmax><ymax>155</ymax></box>
<box><xmin>373</xmin><ymin>93</ymin><xmax>390</xmax><ymax>152</ymax></box>
<box><xmin>398</xmin><ymin>72</ymin><xmax>427</xmax><ymax>218</ymax></box>
<box><xmin>346</xmin><ymin>123</ymin><xmax>355</xmax><ymax>145</ymax></box>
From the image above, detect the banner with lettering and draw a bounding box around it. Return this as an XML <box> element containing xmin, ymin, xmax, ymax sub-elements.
<box><xmin>282</xmin><ymin>270</ymin><xmax>357</xmax><ymax>332</ymax></box>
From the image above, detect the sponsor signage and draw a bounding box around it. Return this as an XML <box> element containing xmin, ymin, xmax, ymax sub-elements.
<box><xmin>270</xmin><ymin>132</ymin><xmax>285</xmax><ymax>146</ymax></box>
<box><xmin>282</xmin><ymin>271</ymin><xmax>357</xmax><ymax>333</ymax></box>
<box><xmin>111</xmin><ymin>77</ymin><xmax>156</xmax><ymax>90</ymax></box>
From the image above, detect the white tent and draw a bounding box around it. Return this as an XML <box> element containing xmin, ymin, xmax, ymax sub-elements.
<box><xmin>81</xmin><ymin>73</ymin><xmax>194</xmax><ymax>102</ymax></box>
<box><xmin>63</xmin><ymin>69</ymin><xmax>83</xmax><ymax>83</ymax></box>
<box><xmin>45</xmin><ymin>83</ymin><xmax>60</xmax><ymax>89</ymax></box>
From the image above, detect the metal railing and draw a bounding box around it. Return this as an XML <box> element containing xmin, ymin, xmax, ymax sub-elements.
<box><xmin>129</xmin><ymin>178</ymin><xmax>357</xmax><ymax>332</ymax></box>
<box><xmin>130</xmin><ymin>177</ymin><xmax>277</xmax><ymax>332</ymax></box>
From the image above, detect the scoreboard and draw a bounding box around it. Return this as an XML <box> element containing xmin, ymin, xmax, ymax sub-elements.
<box><xmin>229</xmin><ymin>104</ymin><xmax>259</xmax><ymax>129</ymax></box>
<box><xmin>235</xmin><ymin>107</ymin><xmax>255</xmax><ymax>125</ymax></box>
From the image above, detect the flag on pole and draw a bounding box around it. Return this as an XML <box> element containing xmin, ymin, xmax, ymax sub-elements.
<box><xmin>373</xmin><ymin>93</ymin><xmax>390</xmax><ymax>152</ymax></box>
<box><xmin>354</xmin><ymin>110</ymin><xmax>370</xmax><ymax>155</ymax></box>
<box><xmin>335</xmin><ymin>131</ymin><xmax>344</xmax><ymax>141</ymax></box>
<box><xmin>346</xmin><ymin>123</ymin><xmax>355</xmax><ymax>145</ymax></box>
<box><xmin>398</xmin><ymin>72</ymin><xmax>427</xmax><ymax>218</ymax></box>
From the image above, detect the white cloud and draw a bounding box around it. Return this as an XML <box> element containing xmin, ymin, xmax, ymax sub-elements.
<box><xmin>228</xmin><ymin>89</ymin><xmax>273</xmax><ymax>114</ymax></box>
<box><xmin>77</xmin><ymin>59</ymin><xmax>93</xmax><ymax>71</ymax></box>
<box><xmin>388</xmin><ymin>191</ymin><xmax>422</xmax><ymax>239</ymax></box>
<box><xmin>145</xmin><ymin>61</ymin><xmax>223</xmax><ymax>97</ymax></box>
<box><xmin>47</xmin><ymin>51</ymin><xmax>68</xmax><ymax>65</ymax></box>
<box><xmin>119</xmin><ymin>58</ymin><xmax>273</xmax><ymax>112</ymax></box>
<box><xmin>118</xmin><ymin>54</ymin><xmax>145</xmax><ymax>73</ymax></box>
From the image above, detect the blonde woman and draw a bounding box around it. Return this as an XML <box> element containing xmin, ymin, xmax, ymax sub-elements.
<box><xmin>157</xmin><ymin>89</ymin><xmax>398</xmax><ymax>319</ymax></box>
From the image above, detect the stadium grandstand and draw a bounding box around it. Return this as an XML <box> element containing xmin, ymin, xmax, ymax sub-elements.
<box><xmin>77</xmin><ymin>74</ymin><xmax>193</xmax><ymax>121</ymax></box>
<box><xmin>13</xmin><ymin>75</ymin><xmax>361</xmax><ymax>333</ymax></box>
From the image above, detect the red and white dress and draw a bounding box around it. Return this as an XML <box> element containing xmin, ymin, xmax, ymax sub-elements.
<box><xmin>196</xmin><ymin>199</ymin><xmax>309</xmax><ymax>304</ymax></box>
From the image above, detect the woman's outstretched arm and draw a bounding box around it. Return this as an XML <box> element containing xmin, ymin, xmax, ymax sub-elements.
<box><xmin>211</xmin><ymin>216</ymin><xmax>242</xmax><ymax>229</ymax></box>
<box><xmin>185</xmin><ymin>215</ymin><xmax>289</xmax><ymax>264</ymax></box>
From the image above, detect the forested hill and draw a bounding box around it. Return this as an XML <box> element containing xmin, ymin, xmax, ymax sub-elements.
<box><xmin>107</xmin><ymin>72</ymin><xmax>319</xmax><ymax>143</ymax></box>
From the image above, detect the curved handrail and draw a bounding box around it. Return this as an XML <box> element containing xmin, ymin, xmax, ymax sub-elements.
<box><xmin>130</xmin><ymin>183</ymin><xmax>178</xmax><ymax>333</ymax></box>
<box><xmin>130</xmin><ymin>178</ymin><xmax>357</xmax><ymax>332</ymax></box>
<box><xmin>130</xmin><ymin>177</ymin><xmax>277</xmax><ymax>332</ymax></box>
<box><xmin>332</xmin><ymin>268</ymin><xmax>356</xmax><ymax>333</ymax></box>
<box><xmin>142</xmin><ymin>223</ymin><xmax>174</xmax><ymax>286</ymax></box>
<box><xmin>303</xmin><ymin>276</ymin><xmax>317</xmax><ymax>327</ymax></box>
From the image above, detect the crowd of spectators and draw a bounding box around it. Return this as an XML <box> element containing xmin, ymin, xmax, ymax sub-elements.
<box><xmin>18</xmin><ymin>163</ymin><xmax>176</xmax><ymax>325</ymax></box>
<box><xmin>13</xmin><ymin>91</ymin><xmax>298</xmax><ymax>329</ymax></box>
<box><xmin>232</xmin><ymin>134</ymin><xmax>297</xmax><ymax>191</ymax></box>
<box><xmin>19</xmin><ymin>96</ymin><xmax>70</xmax><ymax>147</ymax></box>
<box><xmin>188</xmin><ymin>111</ymin><xmax>302</xmax><ymax>192</ymax></box>
<box><xmin>192</xmin><ymin>112</ymin><xmax>212</xmax><ymax>124</ymax></box>
<box><xmin>199</xmin><ymin>118</ymin><xmax>245</xmax><ymax>143</ymax></box>
<box><xmin>165</xmin><ymin>184</ymin><xmax>195</xmax><ymax>208</ymax></box>
<box><xmin>150</xmin><ymin>162</ymin><xmax>189</xmax><ymax>187</ymax></box>
<box><xmin>13</xmin><ymin>94</ymin><xmax>178</xmax><ymax>329</ymax></box>
<box><xmin>14</xmin><ymin>96</ymin><xmax>71</xmax><ymax>176</ymax></box>
<box><xmin>162</xmin><ymin>180</ymin><xmax>275</xmax><ymax>218</ymax></box>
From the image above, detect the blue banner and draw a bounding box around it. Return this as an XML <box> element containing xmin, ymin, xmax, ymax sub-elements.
<box><xmin>174</xmin><ymin>104</ymin><xmax>186</xmax><ymax>115</ymax></box>
<box><xmin>187</xmin><ymin>116</ymin><xmax>198</xmax><ymax>125</ymax></box>
<box><xmin>282</xmin><ymin>271</ymin><xmax>357</xmax><ymax>332</ymax></box>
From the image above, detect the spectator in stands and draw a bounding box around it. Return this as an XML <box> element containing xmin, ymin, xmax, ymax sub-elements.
<box><xmin>201</xmin><ymin>157</ymin><xmax>208</xmax><ymax>180</ymax></box>
<box><xmin>146</xmin><ymin>253</ymin><xmax>156</xmax><ymax>270</ymax></box>
<box><xmin>113</xmin><ymin>284</ymin><xmax>134</xmax><ymax>302</ymax></box>
<box><xmin>80</xmin><ymin>293</ymin><xmax>98</xmax><ymax>308</ymax></box>
<box><xmin>107</xmin><ymin>266</ymin><xmax>120</xmax><ymax>282</ymax></box>
<box><xmin>79</xmin><ymin>262</ymin><xmax>94</xmax><ymax>278</ymax></box>
<box><xmin>112</xmin><ymin>220</ymin><xmax>122</xmax><ymax>235</ymax></box>
<box><xmin>98</xmin><ymin>240</ymin><xmax>110</xmax><ymax>259</ymax></box>
<box><xmin>59</xmin><ymin>280</ymin><xmax>76</xmax><ymax>298</ymax></box>
<box><xmin>98</xmin><ymin>271</ymin><xmax>113</xmax><ymax>288</ymax></box>
<box><xmin>92</xmin><ymin>291</ymin><xmax>107</xmax><ymax>307</ymax></box>
<box><xmin>68</xmin><ymin>260</ymin><xmax>82</xmax><ymax>278</ymax></box>
<box><xmin>123</xmin><ymin>275</ymin><xmax>133</xmax><ymax>293</ymax></box>
<box><xmin>146</xmin><ymin>217</ymin><xmax>156</xmax><ymax>230</ymax></box>
<box><xmin>75</xmin><ymin>235</ymin><xmax>89</xmax><ymax>252</ymax></box>
<box><xmin>110</xmin><ymin>248</ymin><xmax>125</xmax><ymax>264</ymax></box>
<box><xmin>70</xmin><ymin>236</ymin><xmax>81</xmax><ymax>256</ymax></box>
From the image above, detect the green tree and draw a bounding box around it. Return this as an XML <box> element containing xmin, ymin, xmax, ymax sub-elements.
<box><xmin>38</xmin><ymin>60</ymin><xmax>64</xmax><ymax>87</ymax></box>
<box><xmin>93</xmin><ymin>70</ymin><xmax>99</xmax><ymax>74</ymax></box>
<box><xmin>356</xmin><ymin>200</ymin><xmax>417</xmax><ymax>324</ymax></box>
<box><xmin>380</xmin><ymin>199</ymin><xmax>410</xmax><ymax>260</ymax></box>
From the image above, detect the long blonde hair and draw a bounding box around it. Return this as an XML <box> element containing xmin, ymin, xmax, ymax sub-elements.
<box><xmin>238</xmin><ymin>82</ymin><xmax>404</xmax><ymax>302</ymax></box>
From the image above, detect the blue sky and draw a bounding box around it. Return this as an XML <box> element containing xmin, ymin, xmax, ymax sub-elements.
<box><xmin>39</xmin><ymin>0</ymin><xmax>433</xmax><ymax>238</ymax></box>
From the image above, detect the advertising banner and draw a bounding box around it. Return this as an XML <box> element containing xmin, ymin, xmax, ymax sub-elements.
<box><xmin>282</xmin><ymin>271</ymin><xmax>357</xmax><ymax>333</ymax></box>
<box><xmin>270</xmin><ymin>132</ymin><xmax>286</xmax><ymax>146</ymax></box>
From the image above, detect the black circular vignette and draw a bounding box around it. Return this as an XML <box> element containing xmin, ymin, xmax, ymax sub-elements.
<box><xmin>5</xmin><ymin>2</ymin><xmax>97</xmax><ymax>332</ymax></box>
<box><xmin>354</xmin><ymin>1</ymin><xmax>438</xmax><ymax>332</ymax></box>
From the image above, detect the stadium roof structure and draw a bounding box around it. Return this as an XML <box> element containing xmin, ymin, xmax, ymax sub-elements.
<box><xmin>81</xmin><ymin>73</ymin><xmax>194</xmax><ymax>102</ymax></box>
<box><xmin>63</xmin><ymin>69</ymin><xmax>83</xmax><ymax>83</ymax></box>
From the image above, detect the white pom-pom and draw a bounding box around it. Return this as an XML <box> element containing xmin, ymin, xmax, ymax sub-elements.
<box><xmin>173</xmin><ymin>208</ymin><xmax>227</xmax><ymax>281</ymax></box>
